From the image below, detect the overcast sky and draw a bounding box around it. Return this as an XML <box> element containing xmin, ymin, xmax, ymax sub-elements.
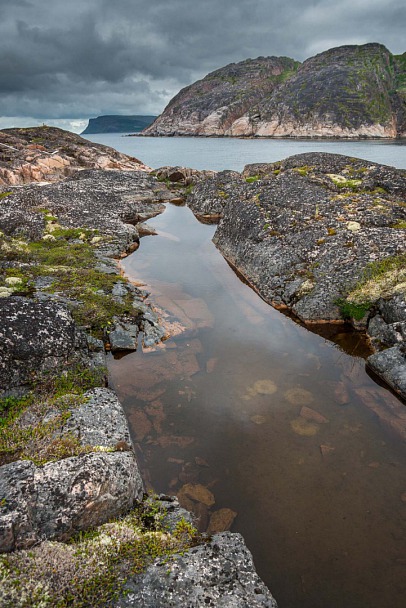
<box><xmin>1</xmin><ymin>0</ymin><xmax>405</xmax><ymax>132</ymax></box>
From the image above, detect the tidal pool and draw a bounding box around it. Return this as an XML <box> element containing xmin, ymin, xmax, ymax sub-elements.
<box><xmin>108</xmin><ymin>203</ymin><xmax>406</xmax><ymax>608</ymax></box>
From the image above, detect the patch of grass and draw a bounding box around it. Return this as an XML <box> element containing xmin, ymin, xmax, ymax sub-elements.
<box><xmin>184</xmin><ymin>183</ymin><xmax>194</xmax><ymax>196</ymax></box>
<box><xmin>0</xmin><ymin>501</ymin><xmax>202</xmax><ymax>608</ymax></box>
<box><xmin>0</xmin><ymin>191</ymin><xmax>12</xmax><ymax>199</ymax></box>
<box><xmin>293</xmin><ymin>165</ymin><xmax>314</xmax><ymax>177</ymax></box>
<box><xmin>216</xmin><ymin>189</ymin><xmax>229</xmax><ymax>199</ymax></box>
<box><xmin>337</xmin><ymin>253</ymin><xmax>406</xmax><ymax>320</ymax></box>
<box><xmin>327</xmin><ymin>174</ymin><xmax>362</xmax><ymax>191</ymax></box>
<box><xmin>3</xmin><ymin>230</ymin><xmax>135</xmax><ymax>337</ymax></box>
<box><xmin>335</xmin><ymin>299</ymin><xmax>372</xmax><ymax>321</ymax></box>
<box><xmin>245</xmin><ymin>175</ymin><xmax>260</xmax><ymax>183</ymax></box>
<box><xmin>391</xmin><ymin>221</ymin><xmax>406</xmax><ymax>228</ymax></box>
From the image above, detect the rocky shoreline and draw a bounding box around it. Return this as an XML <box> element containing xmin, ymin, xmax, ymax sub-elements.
<box><xmin>1</xmin><ymin>127</ymin><xmax>405</xmax><ymax>606</ymax></box>
<box><xmin>0</xmin><ymin>128</ymin><xmax>277</xmax><ymax>607</ymax></box>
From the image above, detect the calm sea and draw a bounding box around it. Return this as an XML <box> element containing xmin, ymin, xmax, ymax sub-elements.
<box><xmin>84</xmin><ymin>133</ymin><xmax>406</xmax><ymax>171</ymax></box>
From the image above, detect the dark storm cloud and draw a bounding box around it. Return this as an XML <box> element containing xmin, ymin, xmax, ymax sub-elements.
<box><xmin>0</xmin><ymin>0</ymin><xmax>405</xmax><ymax>127</ymax></box>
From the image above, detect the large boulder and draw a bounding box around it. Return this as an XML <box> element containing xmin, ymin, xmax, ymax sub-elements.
<box><xmin>0</xmin><ymin>452</ymin><xmax>143</xmax><ymax>552</ymax></box>
<box><xmin>0</xmin><ymin>388</ymin><xmax>144</xmax><ymax>552</ymax></box>
<box><xmin>0</xmin><ymin>298</ymin><xmax>84</xmax><ymax>395</ymax></box>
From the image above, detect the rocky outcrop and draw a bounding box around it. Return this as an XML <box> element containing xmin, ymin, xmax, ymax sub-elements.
<box><xmin>0</xmin><ymin>126</ymin><xmax>150</xmax><ymax>186</ymax></box>
<box><xmin>0</xmin><ymin>388</ymin><xmax>143</xmax><ymax>552</ymax></box>
<box><xmin>186</xmin><ymin>152</ymin><xmax>406</xmax><ymax>399</ymax></box>
<box><xmin>82</xmin><ymin>115</ymin><xmax>157</xmax><ymax>135</ymax></box>
<box><xmin>0</xmin><ymin>168</ymin><xmax>176</xmax><ymax>254</ymax></box>
<box><xmin>117</xmin><ymin>532</ymin><xmax>277</xmax><ymax>608</ymax></box>
<box><xmin>144</xmin><ymin>43</ymin><xmax>406</xmax><ymax>138</ymax></box>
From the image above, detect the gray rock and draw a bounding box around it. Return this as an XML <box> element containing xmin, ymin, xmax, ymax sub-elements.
<box><xmin>63</xmin><ymin>387</ymin><xmax>133</xmax><ymax>448</ymax></box>
<box><xmin>109</xmin><ymin>321</ymin><xmax>140</xmax><ymax>352</ymax></box>
<box><xmin>0</xmin><ymin>451</ymin><xmax>143</xmax><ymax>552</ymax></box>
<box><xmin>116</xmin><ymin>532</ymin><xmax>277</xmax><ymax>607</ymax></box>
<box><xmin>0</xmin><ymin>170</ymin><xmax>171</xmax><ymax>256</ymax></box>
<box><xmin>0</xmin><ymin>297</ymin><xmax>84</xmax><ymax>394</ymax></box>
<box><xmin>142</xmin><ymin>319</ymin><xmax>166</xmax><ymax>348</ymax></box>
<box><xmin>367</xmin><ymin>346</ymin><xmax>406</xmax><ymax>398</ymax></box>
<box><xmin>187</xmin><ymin>171</ymin><xmax>242</xmax><ymax>220</ymax></box>
<box><xmin>145</xmin><ymin>494</ymin><xmax>195</xmax><ymax>533</ymax></box>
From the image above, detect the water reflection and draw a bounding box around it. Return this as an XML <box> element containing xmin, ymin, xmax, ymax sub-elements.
<box><xmin>108</xmin><ymin>203</ymin><xmax>406</xmax><ymax>608</ymax></box>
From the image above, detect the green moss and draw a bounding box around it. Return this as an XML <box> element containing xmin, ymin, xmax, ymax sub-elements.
<box><xmin>245</xmin><ymin>175</ymin><xmax>260</xmax><ymax>183</ymax></box>
<box><xmin>0</xmin><ymin>364</ymin><xmax>106</xmax><ymax>466</ymax></box>
<box><xmin>293</xmin><ymin>165</ymin><xmax>314</xmax><ymax>177</ymax></box>
<box><xmin>337</xmin><ymin>253</ymin><xmax>406</xmax><ymax>321</ymax></box>
<box><xmin>335</xmin><ymin>299</ymin><xmax>371</xmax><ymax>321</ymax></box>
<box><xmin>2</xmin><ymin>229</ymin><xmax>135</xmax><ymax>337</ymax></box>
<box><xmin>391</xmin><ymin>221</ymin><xmax>406</xmax><ymax>228</ymax></box>
<box><xmin>328</xmin><ymin>174</ymin><xmax>363</xmax><ymax>191</ymax></box>
<box><xmin>0</xmin><ymin>191</ymin><xmax>12</xmax><ymax>199</ymax></box>
<box><xmin>216</xmin><ymin>189</ymin><xmax>229</xmax><ymax>198</ymax></box>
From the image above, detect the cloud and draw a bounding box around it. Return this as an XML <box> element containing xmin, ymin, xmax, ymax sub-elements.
<box><xmin>0</xmin><ymin>0</ymin><xmax>404</xmax><ymax>128</ymax></box>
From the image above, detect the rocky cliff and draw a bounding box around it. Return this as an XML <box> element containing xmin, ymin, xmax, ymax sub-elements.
<box><xmin>144</xmin><ymin>56</ymin><xmax>300</xmax><ymax>136</ymax></box>
<box><xmin>82</xmin><ymin>115</ymin><xmax>157</xmax><ymax>134</ymax></box>
<box><xmin>144</xmin><ymin>43</ymin><xmax>406</xmax><ymax>138</ymax></box>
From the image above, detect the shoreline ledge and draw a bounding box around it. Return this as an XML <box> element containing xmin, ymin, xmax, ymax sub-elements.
<box><xmin>0</xmin><ymin>127</ymin><xmax>278</xmax><ymax>607</ymax></box>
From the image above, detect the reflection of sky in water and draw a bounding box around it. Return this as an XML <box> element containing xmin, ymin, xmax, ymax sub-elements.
<box><xmin>109</xmin><ymin>203</ymin><xmax>406</xmax><ymax>608</ymax></box>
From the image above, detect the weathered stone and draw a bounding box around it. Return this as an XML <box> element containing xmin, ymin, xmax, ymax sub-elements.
<box><xmin>109</xmin><ymin>321</ymin><xmax>139</xmax><ymax>352</ymax></box>
<box><xmin>300</xmin><ymin>406</ymin><xmax>329</xmax><ymax>424</ymax></box>
<box><xmin>63</xmin><ymin>387</ymin><xmax>133</xmax><ymax>448</ymax></box>
<box><xmin>0</xmin><ymin>298</ymin><xmax>84</xmax><ymax>395</ymax></box>
<box><xmin>0</xmin><ymin>451</ymin><xmax>143</xmax><ymax>552</ymax></box>
<box><xmin>155</xmin><ymin>166</ymin><xmax>216</xmax><ymax>186</ymax></box>
<box><xmin>0</xmin><ymin>126</ymin><xmax>150</xmax><ymax>186</ymax></box>
<box><xmin>116</xmin><ymin>532</ymin><xmax>278</xmax><ymax>607</ymax></box>
<box><xmin>179</xmin><ymin>483</ymin><xmax>215</xmax><ymax>507</ymax></box>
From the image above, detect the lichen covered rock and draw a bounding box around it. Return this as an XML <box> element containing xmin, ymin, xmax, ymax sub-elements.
<box><xmin>117</xmin><ymin>532</ymin><xmax>277</xmax><ymax>607</ymax></box>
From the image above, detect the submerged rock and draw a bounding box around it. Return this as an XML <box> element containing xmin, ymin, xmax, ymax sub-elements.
<box><xmin>116</xmin><ymin>532</ymin><xmax>278</xmax><ymax>607</ymax></box>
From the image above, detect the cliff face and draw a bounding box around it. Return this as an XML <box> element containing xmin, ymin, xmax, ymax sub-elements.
<box><xmin>144</xmin><ymin>56</ymin><xmax>300</xmax><ymax>136</ymax></box>
<box><xmin>82</xmin><ymin>115</ymin><xmax>157</xmax><ymax>134</ymax></box>
<box><xmin>144</xmin><ymin>43</ymin><xmax>406</xmax><ymax>138</ymax></box>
